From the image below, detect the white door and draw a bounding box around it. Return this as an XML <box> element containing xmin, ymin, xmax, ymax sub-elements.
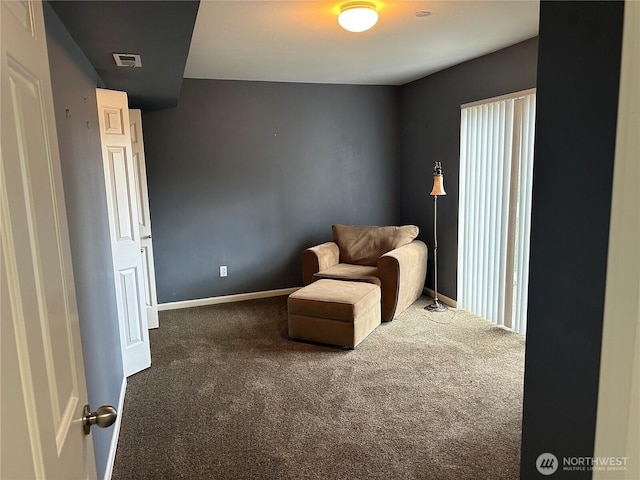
<box><xmin>1</xmin><ymin>1</ymin><xmax>96</xmax><ymax>478</ymax></box>
<box><xmin>96</xmin><ymin>89</ymin><xmax>151</xmax><ymax>377</ymax></box>
<box><xmin>129</xmin><ymin>109</ymin><xmax>159</xmax><ymax>329</ymax></box>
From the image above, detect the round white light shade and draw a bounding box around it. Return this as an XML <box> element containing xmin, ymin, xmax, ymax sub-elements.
<box><xmin>338</xmin><ymin>2</ymin><xmax>379</xmax><ymax>33</ymax></box>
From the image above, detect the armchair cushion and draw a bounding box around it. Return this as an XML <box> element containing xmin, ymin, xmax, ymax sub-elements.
<box><xmin>332</xmin><ymin>224</ymin><xmax>419</xmax><ymax>266</ymax></box>
<box><xmin>313</xmin><ymin>263</ymin><xmax>381</xmax><ymax>286</ymax></box>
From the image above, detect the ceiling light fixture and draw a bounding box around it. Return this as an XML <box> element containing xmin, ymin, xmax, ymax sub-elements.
<box><xmin>338</xmin><ymin>1</ymin><xmax>378</xmax><ymax>33</ymax></box>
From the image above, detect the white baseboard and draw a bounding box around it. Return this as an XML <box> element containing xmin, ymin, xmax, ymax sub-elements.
<box><xmin>157</xmin><ymin>287</ymin><xmax>301</xmax><ymax>312</ymax></box>
<box><xmin>423</xmin><ymin>288</ymin><xmax>457</xmax><ymax>308</ymax></box>
<box><xmin>103</xmin><ymin>377</ymin><xmax>127</xmax><ymax>480</ymax></box>
<box><xmin>159</xmin><ymin>286</ymin><xmax>456</xmax><ymax>311</ymax></box>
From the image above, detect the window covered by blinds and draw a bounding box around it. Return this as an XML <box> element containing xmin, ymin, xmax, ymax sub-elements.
<box><xmin>457</xmin><ymin>90</ymin><xmax>536</xmax><ymax>335</ymax></box>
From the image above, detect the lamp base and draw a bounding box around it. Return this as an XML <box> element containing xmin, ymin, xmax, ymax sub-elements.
<box><xmin>425</xmin><ymin>300</ymin><xmax>448</xmax><ymax>312</ymax></box>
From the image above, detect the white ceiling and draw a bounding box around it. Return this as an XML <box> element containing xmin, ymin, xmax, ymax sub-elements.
<box><xmin>184</xmin><ymin>0</ymin><xmax>540</xmax><ymax>85</ymax></box>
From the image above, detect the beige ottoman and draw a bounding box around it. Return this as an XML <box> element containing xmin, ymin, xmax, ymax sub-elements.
<box><xmin>288</xmin><ymin>279</ymin><xmax>381</xmax><ymax>348</ymax></box>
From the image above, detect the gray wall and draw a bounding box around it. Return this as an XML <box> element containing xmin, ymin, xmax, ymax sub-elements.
<box><xmin>143</xmin><ymin>79</ymin><xmax>400</xmax><ymax>303</ymax></box>
<box><xmin>44</xmin><ymin>4</ymin><xmax>123</xmax><ymax>478</ymax></box>
<box><xmin>520</xmin><ymin>2</ymin><xmax>624</xmax><ymax>478</ymax></box>
<box><xmin>398</xmin><ymin>38</ymin><xmax>539</xmax><ymax>299</ymax></box>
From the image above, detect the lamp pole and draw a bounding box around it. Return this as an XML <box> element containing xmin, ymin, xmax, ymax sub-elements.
<box><xmin>426</xmin><ymin>162</ymin><xmax>448</xmax><ymax>312</ymax></box>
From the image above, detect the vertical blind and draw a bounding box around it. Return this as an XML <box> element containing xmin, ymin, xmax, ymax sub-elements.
<box><xmin>457</xmin><ymin>91</ymin><xmax>536</xmax><ymax>335</ymax></box>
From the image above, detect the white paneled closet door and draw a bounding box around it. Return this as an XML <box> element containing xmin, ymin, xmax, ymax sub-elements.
<box><xmin>96</xmin><ymin>88</ymin><xmax>151</xmax><ymax>376</ymax></box>
<box><xmin>129</xmin><ymin>109</ymin><xmax>159</xmax><ymax>329</ymax></box>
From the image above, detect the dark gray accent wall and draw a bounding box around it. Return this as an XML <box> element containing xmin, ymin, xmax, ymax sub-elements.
<box><xmin>44</xmin><ymin>5</ymin><xmax>123</xmax><ymax>478</ymax></box>
<box><xmin>520</xmin><ymin>2</ymin><xmax>624</xmax><ymax>478</ymax></box>
<box><xmin>48</xmin><ymin>0</ymin><xmax>200</xmax><ymax>111</ymax></box>
<box><xmin>142</xmin><ymin>79</ymin><xmax>399</xmax><ymax>303</ymax></box>
<box><xmin>398</xmin><ymin>38</ymin><xmax>539</xmax><ymax>299</ymax></box>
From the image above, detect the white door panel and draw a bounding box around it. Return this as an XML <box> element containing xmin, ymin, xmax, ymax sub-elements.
<box><xmin>97</xmin><ymin>89</ymin><xmax>151</xmax><ymax>377</ymax></box>
<box><xmin>130</xmin><ymin>109</ymin><xmax>159</xmax><ymax>329</ymax></box>
<box><xmin>106</xmin><ymin>146</ymin><xmax>136</xmax><ymax>243</ymax></box>
<box><xmin>120</xmin><ymin>267</ymin><xmax>144</xmax><ymax>343</ymax></box>
<box><xmin>1</xmin><ymin>1</ymin><xmax>96</xmax><ymax>477</ymax></box>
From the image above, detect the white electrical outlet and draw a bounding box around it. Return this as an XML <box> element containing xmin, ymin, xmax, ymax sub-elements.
<box><xmin>220</xmin><ymin>266</ymin><xmax>227</xmax><ymax>277</ymax></box>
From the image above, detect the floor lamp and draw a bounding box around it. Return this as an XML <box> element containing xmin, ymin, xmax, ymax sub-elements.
<box><xmin>425</xmin><ymin>161</ymin><xmax>448</xmax><ymax>312</ymax></box>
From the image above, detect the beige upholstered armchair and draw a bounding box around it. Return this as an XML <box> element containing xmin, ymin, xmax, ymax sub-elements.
<box><xmin>302</xmin><ymin>224</ymin><xmax>428</xmax><ymax>321</ymax></box>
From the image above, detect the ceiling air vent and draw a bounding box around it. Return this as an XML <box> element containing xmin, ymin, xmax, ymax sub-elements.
<box><xmin>113</xmin><ymin>53</ymin><xmax>142</xmax><ymax>68</ymax></box>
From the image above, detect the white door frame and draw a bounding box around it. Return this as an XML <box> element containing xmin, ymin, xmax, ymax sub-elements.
<box><xmin>594</xmin><ymin>2</ymin><xmax>640</xmax><ymax>478</ymax></box>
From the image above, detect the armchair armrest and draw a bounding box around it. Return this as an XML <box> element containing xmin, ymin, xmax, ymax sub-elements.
<box><xmin>378</xmin><ymin>240</ymin><xmax>428</xmax><ymax>321</ymax></box>
<box><xmin>301</xmin><ymin>242</ymin><xmax>340</xmax><ymax>285</ymax></box>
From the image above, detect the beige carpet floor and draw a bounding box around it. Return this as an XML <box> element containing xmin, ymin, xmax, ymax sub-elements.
<box><xmin>112</xmin><ymin>295</ymin><xmax>525</xmax><ymax>480</ymax></box>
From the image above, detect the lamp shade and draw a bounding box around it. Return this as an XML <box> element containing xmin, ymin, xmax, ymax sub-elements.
<box><xmin>430</xmin><ymin>161</ymin><xmax>446</xmax><ymax>196</ymax></box>
<box><xmin>338</xmin><ymin>2</ymin><xmax>379</xmax><ymax>33</ymax></box>
<box><xmin>430</xmin><ymin>175</ymin><xmax>446</xmax><ymax>196</ymax></box>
